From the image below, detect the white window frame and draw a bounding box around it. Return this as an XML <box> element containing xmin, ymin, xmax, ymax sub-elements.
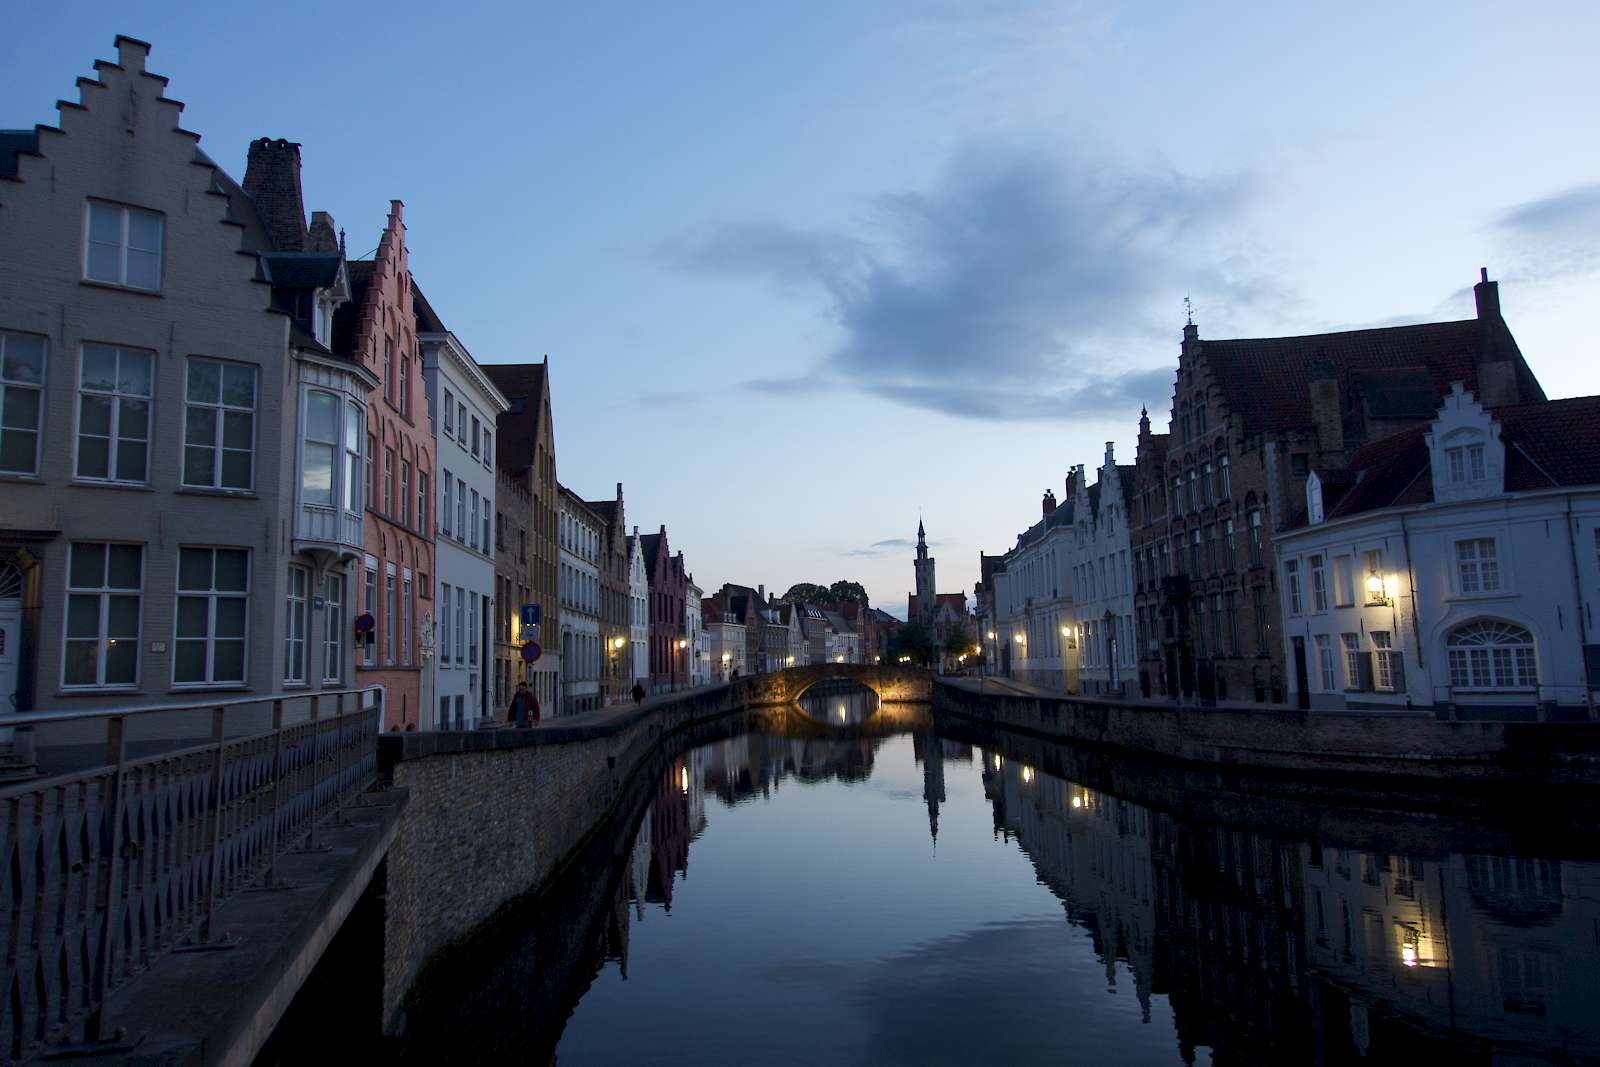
<box><xmin>384</xmin><ymin>565</ymin><xmax>397</xmax><ymax>665</ymax></box>
<box><xmin>1372</xmin><ymin>630</ymin><xmax>1396</xmax><ymax>691</ymax></box>
<box><xmin>62</xmin><ymin>542</ymin><xmax>143</xmax><ymax>689</ymax></box>
<box><xmin>383</xmin><ymin>448</ymin><xmax>395</xmax><ymax>515</ymax></box>
<box><xmin>0</xmin><ymin>331</ymin><xmax>46</xmax><ymax>476</ymax></box>
<box><xmin>400</xmin><ymin>460</ymin><xmax>411</xmax><ymax>527</ymax></box>
<box><xmin>76</xmin><ymin>344</ymin><xmax>153</xmax><ymax>484</ymax></box>
<box><xmin>183</xmin><ymin>358</ymin><xmax>257</xmax><ymax>490</ymax></box>
<box><xmin>173</xmin><ymin>547</ymin><xmax>251</xmax><ymax>688</ymax></box>
<box><xmin>469</xmin><ymin>591</ymin><xmax>479</xmax><ymax>670</ymax></box>
<box><xmin>285</xmin><ymin>564</ymin><xmax>309</xmax><ymax>684</ymax></box>
<box><xmin>441</xmin><ymin>470</ymin><xmax>453</xmax><ymax>535</ymax></box>
<box><xmin>455</xmin><ymin>586</ymin><xmax>465</xmax><ymax>664</ymax></box>
<box><xmin>1341</xmin><ymin>632</ymin><xmax>1362</xmax><ymax>690</ymax></box>
<box><xmin>84</xmin><ymin>200</ymin><xmax>163</xmax><ymax>290</ymax></box>
<box><xmin>302</xmin><ymin>389</ymin><xmax>339</xmax><ymax>506</ymax></box>
<box><xmin>1456</xmin><ymin>538</ymin><xmax>1500</xmax><ymax>594</ymax></box>
<box><xmin>1309</xmin><ymin>555</ymin><xmax>1328</xmax><ymax>612</ymax></box>
<box><xmin>363</xmin><ymin>565</ymin><xmax>378</xmax><ymax>666</ymax></box>
<box><xmin>1315</xmin><ymin>634</ymin><xmax>1334</xmax><ymax>691</ymax></box>
<box><xmin>345</xmin><ymin>404</ymin><xmax>364</xmax><ymax>515</ymax></box>
<box><xmin>443</xmin><ymin>390</ymin><xmax>454</xmax><ymax>436</ymax></box>
<box><xmin>402</xmin><ymin>572</ymin><xmax>413</xmax><ymax>667</ymax></box>
<box><xmin>1447</xmin><ymin>621</ymin><xmax>1537</xmax><ymax>690</ymax></box>
<box><xmin>323</xmin><ymin>570</ymin><xmax>344</xmax><ymax>682</ymax></box>
<box><xmin>440</xmin><ymin>582</ymin><xmax>453</xmax><ymax>669</ymax></box>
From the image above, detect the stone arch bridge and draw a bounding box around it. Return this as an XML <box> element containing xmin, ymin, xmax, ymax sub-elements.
<box><xmin>732</xmin><ymin>662</ymin><xmax>932</xmax><ymax>706</ymax></box>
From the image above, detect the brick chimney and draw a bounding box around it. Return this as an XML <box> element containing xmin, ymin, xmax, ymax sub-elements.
<box><xmin>1472</xmin><ymin>267</ymin><xmax>1520</xmax><ymax>407</ymax></box>
<box><xmin>1308</xmin><ymin>357</ymin><xmax>1343</xmax><ymax>456</ymax></box>
<box><xmin>242</xmin><ymin>138</ymin><xmax>308</xmax><ymax>252</ymax></box>
<box><xmin>308</xmin><ymin>211</ymin><xmax>339</xmax><ymax>253</ymax></box>
<box><xmin>1042</xmin><ymin>489</ymin><xmax>1057</xmax><ymax>516</ymax></box>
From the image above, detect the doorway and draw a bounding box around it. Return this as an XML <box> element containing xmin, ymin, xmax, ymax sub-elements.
<box><xmin>1292</xmin><ymin>636</ymin><xmax>1310</xmax><ymax>710</ymax></box>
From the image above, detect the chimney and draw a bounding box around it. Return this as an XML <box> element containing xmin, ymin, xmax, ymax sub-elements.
<box><xmin>1473</xmin><ymin>266</ymin><xmax>1500</xmax><ymax>321</ymax></box>
<box><xmin>1308</xmin><ymin>358</ymin><xmax>1343</xmax><ymax>455</ymax></box>
<box><xmin>242</xmin><ymin>138</ymin><xmax>309</xmax><ymax>252</ymax></box>
<box><xmin>758</xmin><ymin>585</ymin><xmax>766</xmax><ymax>604</ymax></box>
<box><xmin>308</xmin><ymin>211</ymin><xmax>339</xmax><ymax>253</ymax></box>
<box><xmin>1042</xmin><ymin>490</ymin><xmax>1057</xmax><ymax>516</ymax></box>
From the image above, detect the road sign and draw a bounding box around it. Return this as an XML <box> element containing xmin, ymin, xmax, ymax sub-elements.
<box><xmin>521</xmin><ymin>640</ymin><xmax>543</xmax><ymax>664</ymax></box>
<box><xmin>354</xmin><ymin>613</ymin><xmax>375</xmax><ymax>633</ymax></box>
<box><xmin>521</xmin><ymin>603</ymin><xmax>541</xmax><ymax>627</ymax></box>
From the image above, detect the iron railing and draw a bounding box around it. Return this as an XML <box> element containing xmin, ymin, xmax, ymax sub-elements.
<box><xmin>0</xmin><ymin>686</ymin><xmax>382</xmax><ymax>1062</ymax></box>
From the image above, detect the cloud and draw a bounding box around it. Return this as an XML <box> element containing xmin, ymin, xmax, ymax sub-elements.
<box><xmin>843</xmin><ymin>536</ymin><xmax>953</xmax><ymax>558</ymax></box>
<box><xmin>1492</xmin><ymin>182</ymin><xmax>1600</xmax><ymax>282</ymax></box>
<box><xmin>664</xmin><ymin>144</ymin><xmax>1281</xmax><ymax>422</ymax></box>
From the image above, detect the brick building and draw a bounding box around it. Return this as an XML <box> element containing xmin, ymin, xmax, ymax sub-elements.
<box><xmin>337</xmin><ymin>204</ymin><xmax>434</xmax><ymax>730</ymax></box>
<box><xmin>640</xmin><ymin>527</ymin><xmax>688</xmax><ymax>691</ymax></box>
<box><xmin>484</xmin><ymin>362</ymin><xmax>561</xmax><ymax>716</ymax></box>
<box><xmin>585</xmin><ymin>484</ymin><xmax>630</xmax><ymax>704</ymax></box>
<box><xmin>491</xmin><ymin>469</ymin><xmax>531</xmax><ymax>713</ymax></box>
<box><xmin>1130</xmin><ymin>277</ymin><xmax>1545</xmax><ymax>705</ymax></box>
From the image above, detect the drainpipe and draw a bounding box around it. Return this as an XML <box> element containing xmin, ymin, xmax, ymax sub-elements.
<box><xmin>1398</xmin><ymin>513</ymin><xmax>1427</xmax><ymax>708</ymax></box>
<box><xmin>1563</xmin><ymin>494</ymin><xmax>1595</xmax><ymax>718</ymax></box>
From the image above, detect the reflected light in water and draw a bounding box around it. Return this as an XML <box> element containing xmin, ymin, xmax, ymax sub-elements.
<box><xmin>1071</xmin><ymin>796</ymin><xmax>1083</xmax><ymax>809</ymax></box>
<box><xmin>679</xmin><ymin>766</ymin><xmax>689</xmax><ymax>794</ymax></box>
<box><xmin>1022</xmin><ymin>766</ymin><xmax>1035</xmax><ymax>784</ymax></box>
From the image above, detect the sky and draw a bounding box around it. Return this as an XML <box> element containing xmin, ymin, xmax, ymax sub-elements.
<box><xmin>5</xmin><ymin>2</ymin><xmax>1598</xmax><ymax>616</ymax></box>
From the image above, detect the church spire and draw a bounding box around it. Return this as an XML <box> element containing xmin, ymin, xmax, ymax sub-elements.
<box><xmin>917</xmin><ymin>517</ymin><xmax>925</xmax><ymax>543</ymax></box>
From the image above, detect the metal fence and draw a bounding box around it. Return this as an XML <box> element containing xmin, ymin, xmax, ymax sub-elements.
<box><xmin>0</xmin><ymin>687</ymin><xmax>382</xmax><ymax>1062</ymax></box>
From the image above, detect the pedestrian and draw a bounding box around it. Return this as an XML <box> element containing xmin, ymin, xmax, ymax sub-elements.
<box><xmin>630</xmin><ymin>681</ymin><xmax>646</xmax><ymax>705</ymax></box>
<box><xmin>530</xmin><ymin>691</ymin><xmax>542</xmax><ymax>726</ymax></box>
<box><xmin>508</xmin><ymin>682</ymin><xmax>532</xmax><ymax>728</ymax></box>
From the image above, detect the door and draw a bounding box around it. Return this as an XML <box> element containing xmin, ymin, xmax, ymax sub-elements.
<box><xmin>1292</xmin><ymin>636</ymin><xmax>1310</xmax><ymax>710</ymax></box>
<box><xmin>0</xmin><ymin>563</ymin><xmax>22</xmax><ymax>713</ymax></box>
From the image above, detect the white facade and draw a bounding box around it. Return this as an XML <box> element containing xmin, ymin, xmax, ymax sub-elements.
<box><xmin>1070</xmin><ymin>445</ymin><xmax>1137</xmax><ymax>695</ymax></box>
<box><xmin>686</xmin><ymin>577</ymin><xmax>708</xmax><ymax>686</ymax></box>
<box><xmin>627</xmin><ymin>529</ymin><xmax>649</xmax><ymax>687</ymax></box>
<box><xmin>1276</xmin><ymin>386</ymin><xmax>1600</xmax><ymax>718</ymax></box>
<box><xmin>708</xmin><ymin>614</ymin><xmax>746</xmax><ymax>681</ymax></box>
<box><xmin>990</xmin><ymin>504</ymin><xmax>1076</xmax><ymax>689</ymax></box>
<box><xmin>422</xmin><ymin>329</ymin><xmax>507</xmax><ymax>729</ymax></box>
<box><xmin>559</xmin><ymin>492</ymin><xmax>602</xmax><ymax>714</ymax></box>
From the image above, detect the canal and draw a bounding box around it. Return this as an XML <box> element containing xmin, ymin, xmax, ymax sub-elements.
<box><xmin>315</xmin><ymin>688</ymin><xmax>1600</xmax><ymax>1065</ymax></box>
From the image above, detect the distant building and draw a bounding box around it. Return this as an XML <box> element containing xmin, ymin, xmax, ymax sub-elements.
<box><xmin>491</xmin><ymin>469</ymin><xmax>532</xmax><ymax>714</ymax></box>
<box><xmin>1069</xmin><ymin>445</ymin><xmax>1137</xmax><ymax>696</ymax></box>
<box><xmin>685</xmin><ymin>574</ymin><xmax>708</xmax><ymax>686</ymax></box>
<box><xmin>416</xmin><ymin>283</ymin><xmax>507</xmax><ymax>728</ymax></box>
<box><xmin>641</xmin><ymin>527</ymin><xmax>688</xmax><ymax>690</ymax></box>
<box><xmin>906</xmin><ymin>521</ymin><xmax>972</xmax><ymax>663</ymax></box>
<box><xmin>704</xmin><ymin>600</ymin><xmax>746</xmax><ymax>680</ymax></box>
<box><xmin>559</xmin><ymin>485</ymin><xmax>603</xmax><ymax>714</ymax></box>
<box><xmin>627</xmin><ymin>528</ymin><xmax>649</xmax><ymax>687</ymax></box>
<box><xmin>586</xmin><ymin>485</ymin><xmax>630</xmax><ymax>705</ymax></box>
<box><xmin>1275</xmin><ymin>385</ymin><xmax>1600</xmax><ymax>718</ymax></box>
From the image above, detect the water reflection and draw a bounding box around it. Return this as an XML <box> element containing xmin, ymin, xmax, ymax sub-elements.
<box><xmin>399</xmin><ymin>721</ymin><xmax>1600</xmax><ymax>1065</ymax></box>
<box><xmin>793</xmin><ymin>679</ymin><xmax>880</xmax><ymax>725</ymax></box>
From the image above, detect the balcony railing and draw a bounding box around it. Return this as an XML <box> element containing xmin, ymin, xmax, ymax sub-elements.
<box><xmin>0</xmin><ymin>687</ymin><xmax>382</xmax><ymax>1060</ymax></box>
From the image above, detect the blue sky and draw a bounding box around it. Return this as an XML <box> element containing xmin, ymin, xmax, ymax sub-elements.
<box><xmin>6</xmin><ymin>2</ymin><xmax>1598</xmax><ymax>615</ymax></box>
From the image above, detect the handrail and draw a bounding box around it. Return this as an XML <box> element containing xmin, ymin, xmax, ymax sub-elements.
<box><xmin>0</xmin><ymin>685</ymin><xmax>381</xmax><ymax>728</ymax></box>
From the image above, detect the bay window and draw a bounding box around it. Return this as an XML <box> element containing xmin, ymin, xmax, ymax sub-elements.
<box><xmin>302</xmin><ymin>392</ymin><xmax>338</xmax><ymax>505</ymax></box>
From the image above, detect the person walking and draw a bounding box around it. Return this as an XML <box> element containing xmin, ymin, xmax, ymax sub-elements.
<box><xmin>630</xmin><ymin>681</ymin><xmax>646</xmax><ymax>706</ymax></box>
<box><xmin>508</xmin><ymin>682</ymin><xmax>533</xmax><ymax>728</ymax></box>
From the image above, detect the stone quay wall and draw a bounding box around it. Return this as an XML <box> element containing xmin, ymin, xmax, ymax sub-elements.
<box><xmin>377</xmin><ymin>665</ymin><xmax>930</xmax><ymax>1032</ymax></box>
<box><xmin>933</xmin><ymin>679</ymin><xmax>1600</xmax><ymax>785</ymax></box>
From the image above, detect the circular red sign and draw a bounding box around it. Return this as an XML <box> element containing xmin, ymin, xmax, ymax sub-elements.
<box><xmin>521</xmin><ymin>641</ymin><xmax>542</xmax><ymax>664</ymax></box>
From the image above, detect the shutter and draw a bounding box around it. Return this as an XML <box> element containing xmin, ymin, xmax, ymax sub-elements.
<box><xmin>1357</xmin><ymin>651</ymin><xmax>1375</xmax><ymax>692</ymax></box>
<box><xmin>1390</xmin><ymin>654</ymin><xmax>1406</xmax><ymax>695</ymax></box>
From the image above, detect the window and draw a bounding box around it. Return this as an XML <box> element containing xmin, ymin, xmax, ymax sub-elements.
<box><xmin>457</xmin><ymin>481</ymin><xmax>466</xmax><ymax>542</ymax></box>
<box><xmin>323</xmin><ymin>572</ymin><xmax>344</xmax><ymax>681</ymax></box>
<box><xmin>77</xmin><ymin>344</ymin><xmax>152</xmax><ymax>482</ymax></box>
<box><xmin>1447</xmin><ymin>444</ymin><xmax>1485</xmax><ymax>482</ymax></box>
<box><xmin>1372</xmin><ymin>631</ymin><xmax>1397</xmax><ymax>691</ymax></box>
<box><xmin>1194</xmin><ymin>598</ymin><xmax>1207</xmax><ymax>659</ymax></box>
<box><xmin>286</xmin><ymin>565</ymin><xmax>308</xmax><ymax>684</ymax></box>
<box><xmin>442</xmin><ymin>471</ymin><xmax>453</xmax><ymax>535</ymax></box>
<box><xmin>1171</xmin><ymin>476</ymin><xmax>1183</xmax><ymax>515</ymax></box>
<box><xmin>1291</xmin><ymin>453</ymin><xmax>1310</xmax><ymax>480</ymax></box>
<box><xmin>469</xmin><ymin>591</ymin><xmax>479</xmax><ymax>667</ymax></box>
<box><xmin>1332</xmin><ymin>556</ymin><xmax>1354</xmax><ymax>607</ymax></box>
<box><xmin>0</xmin><ymin>331</ymin><xmax>46</xmax><ymax>474</ymax></box>
<box><xmin>1253</xmin><ymin>586</ymin><xmax>1269</xmax><ymax>652</ymax></box>
<box><xmin>483</xmin><ymin>508</ymin><xmax>491</xmax><ymax>556</ymax></box>
<box><xmin>383</xmin><ymin>339</ymin><xmax>394</xmax><ymax>402</ymax></box>
<box><xmin>1315</xmin><ymin>634</ymin><xmax>1334</xmax><ymax>690</ymax></box>
<box><xmin>455</xmin><ymin>586</ymin><xmax>465</xmax><ymax>664</ymax></box>
<box><xmin>365</xmin><ymin>433</ymin><xmax>375</xmax><ymax>512</ymax></box>
<box><xmin>1190</xmin><ymin>529</ymin><xmax>1202</xmax><ymax>575</ymax></box>
<box><xmin>1205</xmin><ymin>525</ymin><xmax>1218</xmax><ymax>573</ymax></box>
<box><xmin>403</xmin><ymin>574</ymin><xmax>413</xmax><ymax>667</ymax></box>
<box><xmin>1248</xmin><ymin>509</ymin><xmax>1263</xmax><ymax>565</ymax></box>
<box><xmin>63</xmin><ymin>542</ymin><xmax>141</xmax><ymax>688</ymax></box>
<box><xmin>1217</xmin><ymin>454</ymin><xmax>1231</xmax><ymax>501</ymax></box>
<box><xmin>1285</xmin><ymin>560</ymin><xmax>1303</xmax><ymax>615</ymax></box>
<box><xmin>439</xmin><ymin>696</ymin><xmax>450</xmax><ymax>729</ymax></box>
<box><xmin>303</xmin><ymin>391</ymin><xmax>338</xmax><ymax>505</ymax></box>
<box><xmin>84</xmin><ymin>201</ymin><xmax>162</xmax><ymax>289</ymax></box>
<box><xmin>1194</xmin><ymin>401</ymin><xmax>1207</xmax><ymax>435</ymax></box>
<box><xmin>1342</xmin><ymin>633</ymin><xmax>1363</xmax><ymax>690</ymax></box>
<box><xmin>383</xmin><ymin>449</ymin><xmax>395</xmax><ymax>514</ymax></box>
<box><xmin>345</xmin><ymin>404</ymin><xmax>364</xmax><ymax>512</ymax></box>
<box><xmin>1200</xmin><ymin>462</ymin><xmax>1212</xmax><ymax>506</ymax></box>
<box><xmin>175</xmin><ymin>547</ymin><xmax>249</xmax><ymax>685</ymax></box>
<box><xmin>1456</xmin><ymin>538</ymin><xmax>1500</xmax><ymax>593</ymax></box>
<box><xmin>363</xmin><ymin>566</ymin><xmax>377</xmax><ymax>666</ymax></box>
<box><xmin>440</xmin><ymin>582</ymin><xmax>452</xmax><ymax>668</ymax></box>
<box><xmin>483</xmin><ymin>430</ymin><xmax>492</xmax><ymax>466</ymax></box>
<box><xmin>471</xmin><ymin>415</ymin><xmax>481</xmax><ymax>457</ymax></box>
<box><xmin>1225</xmin><ymin>592</ymin><xmax>1240</xmax><ymax>656</ymax></box>
<box><xmin>1447</xmin><ymin>621</ymin><xmax>1536</xmax><ymax>690</ymax></box>
<box><xmin>418</xmin><ymin>472</ymin><xmax>428</xmax><ymax>531</ymax></box>
<box><xmin>1222</xmin><ymin>519</ymin><xmax>1235</xmax><ymax>567</ymax></box>
<box><xmin>457</xmin><ymin>403</ymin><xmax>467</xmax><ymax>444</ymax></box>
<box><xmin>443</xmin><ymin>390</ymin><xmax>454</xmax><ymax>435</ymax></box>
<box><xmin>399</xmin><ymin>355</ymin><xmax>410</xmax><ymax>416</ymax></box>
<box><xmin>181</xmin><ymin>358</ymin><xmax>256</xmax><ymax>492</ymax></box>
<box><xmin>1309</xmin><ymin>555</ymin><xmax>1328</xmax><ymax>612</ymax></box>
<box><xmin>1187</xmin><ymin>469</ymin><xmax>1197</xmax><ymax>512</ymax></box>
<box><xmin>470</xmin><ymin>490</ymin><xmax>480</xmax><ymax>550</ymax></box>
<box><xmin>400</xmin><ymin>461</ymin><xmax>411</xmax><ymax>526</ymax></box>
<box><xmin>384</xmin><ymin>569</ymin><xmax>396</xmax><ymax>664</ymax></box>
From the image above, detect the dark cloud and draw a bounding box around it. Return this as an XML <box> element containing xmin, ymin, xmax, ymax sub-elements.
<box><xmin>1493</xmin><ymin>182</ymin><xmax>1600</xmax><ymax>282</ymax></box>
<box><xmin>665</xmin><ymin>145</ymin><xmax>1279</xmax><ymax>422</ymax></box>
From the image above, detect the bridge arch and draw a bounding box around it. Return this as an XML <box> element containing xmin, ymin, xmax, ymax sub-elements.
<box><xmin>736</xmin><ymin>662</ymin><xmax>932</xmax><ymax>707</ymax></box>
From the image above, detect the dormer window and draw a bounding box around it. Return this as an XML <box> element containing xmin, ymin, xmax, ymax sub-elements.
<box><xmin>1446</xmin><ymin>443</ymin><xmax>1485</xmax><ymax>483</ymax></box>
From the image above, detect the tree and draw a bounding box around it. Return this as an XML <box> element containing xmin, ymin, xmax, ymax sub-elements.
<box><xmin>943</xmin><ymin>622</ymin><xmax>975</xmax><ymax>657</ymax></box>
<box><xmin>828</xmin><ymin>580</ymin><xmax>869</xmax><ymax>607</ymax></box>
<box><xmin>891</xmin><ymin>622</ymin><xmax>936</xmax><ymax>666</ymax></box>
<box><xmin>783</xmin><ymin>583</ymin><xmax>831</xmax><ymax>604</ymax></box>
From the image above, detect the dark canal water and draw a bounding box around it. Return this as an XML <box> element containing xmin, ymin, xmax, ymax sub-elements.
<box><xmin>395</xmin><ymin>692</ymin><xmax>1600</xmax><ymax>1066</ymax></box>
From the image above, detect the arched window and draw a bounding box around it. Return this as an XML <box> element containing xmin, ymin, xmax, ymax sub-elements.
<box><xmin>1447</xmin><ymin>621</ymin><xmax>1537</xmax><ymax>690</ymax></box>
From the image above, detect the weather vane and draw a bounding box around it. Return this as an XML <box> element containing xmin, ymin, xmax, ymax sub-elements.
<box><xmin>1183</xmin><ymin>295</ymin><xmax>1194</xmax><ymax>326</ymax></box>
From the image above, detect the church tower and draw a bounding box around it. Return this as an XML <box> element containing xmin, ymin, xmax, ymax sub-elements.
<box><xmin>914</xmin><ymin>519</ymin><xmax>936</xmax><ymax>623</ymax></box>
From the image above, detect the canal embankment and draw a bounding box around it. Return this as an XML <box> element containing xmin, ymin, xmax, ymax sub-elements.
<box><xmin>933</xmin><ymin>676</ymin><xmax>1600</xmax><ymax>785</ymax></box>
